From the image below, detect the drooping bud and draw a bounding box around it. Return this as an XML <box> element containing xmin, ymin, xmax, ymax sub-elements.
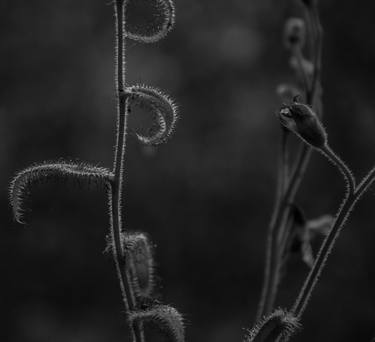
<box><xmin>284</xmin><ymin>18</ymin><xmax>306</xmax><ymax>50</ymax></box>
<box><xmin>278</xmin><ymin>101</ymin><xmax>327</xmax><ymax>149</ymax></box>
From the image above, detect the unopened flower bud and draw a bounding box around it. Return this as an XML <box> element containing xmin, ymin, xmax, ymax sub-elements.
<box><xmin>284</xmin><ymin>18</ymin><xmax>306</xmax><ymax>50</ymax></box>
<box><xmin>278</xmin><ymin>102</ymin><xmax>327</xmax><ymax>148</ymax></box>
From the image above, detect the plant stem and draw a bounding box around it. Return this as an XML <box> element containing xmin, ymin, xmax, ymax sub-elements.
<box><xmin>355</xmin><ymin>167</ymin><xmax>375</xmax><ymax>198</ymax></box>
<box><xmin>320</xmin><ymin>145</ymin><xmax>355</xmax><ymax>193</ymax></box>
<box><xmin>291</xmin><ymin>143</ymin><xmax>356</xmax><ymax>318</ymax></box>
<box><xmin>256</xmin><ymin>130</ymin><xmax>288</xmax><ymax>320</ymax></box>
<box><xmin>294</xmin><ymin>47</ymin><xmax>310</xmax><ymax>93</ymax></box>
<box><xmin>257</xmin><ymin>3</ymin><xmax>324</xmax><ymax>319</ymax></box>
<box><xmin>291</xmin><ymin>189</ymin><xmax>354</xmax><ymax>317</ymax></box>
<box><xmin>292</xmin><ymin>158</ymin><xmax>374</xmax><ymax>318</ymax></box>
<box><xmin>257</xmin><ymin>144</ymin><xmax>312</xmax><ymax>318</ymax></box>
<box><xmin>109</xmin><ymin>1</ymin><xmax>144</xmax><ymax>341</ymax></box>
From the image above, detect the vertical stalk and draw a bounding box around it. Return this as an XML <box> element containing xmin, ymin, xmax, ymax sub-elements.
<box><xmin>291</xmin><ymin>146</ymin><xmax>356</xmax><ymax>318</ymax></box>
<box><xmin>291</xmin><ymin>190</ymin><xmax>354</xmax><ymax>317</ymax></box>
<box><xmin>109</xmin><ymin>1</ymin><xmax>144</xmax><ymax>341</ymax></box>
<box><xmin>257</xmin><ymin>3</ymin><xmax>323</xmax><ymax>318</ymax></box>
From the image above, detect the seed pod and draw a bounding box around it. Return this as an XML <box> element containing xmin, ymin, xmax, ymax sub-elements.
<box><xmin>284</xmin><ymin>18</ymin><xmax>306</xmax><ymax>50</ymax></box>
<box><xmin>278</xmin><ymin>102</ymin><xmax>327</xmax><ymax>149</ymax></box>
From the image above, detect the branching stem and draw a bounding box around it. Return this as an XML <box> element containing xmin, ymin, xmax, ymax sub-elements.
<box><xmin>291</xmin><ymin>152</ymin><xmax>375</xmax><ymax>319</ymax></box>
<box><xmin>257</xmin><ymin>2</ymin><xmax>324</xmax><ymax>319</ymax></box>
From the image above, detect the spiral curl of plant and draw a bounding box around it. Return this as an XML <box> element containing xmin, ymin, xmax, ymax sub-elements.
<box><xmin>9</xmin><ymin>1</ymin><xmax>182</xmax><ymax>342</ymax></box>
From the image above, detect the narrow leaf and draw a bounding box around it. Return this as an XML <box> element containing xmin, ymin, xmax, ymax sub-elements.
<box><xmin>10</xmin><ymin>161</ymin><xmax>113</xmax><ymax>223</ymax></box>
<box><xmin>130</xmin><ymin>304</ymin><xmax>185</xmax><ymax>342</ymax></box>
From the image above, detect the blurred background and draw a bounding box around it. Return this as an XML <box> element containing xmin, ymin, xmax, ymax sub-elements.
<box><xmin>1</xmin><ymin>0</ymin><xmax>375</xmax><ymax>341</ymax></box>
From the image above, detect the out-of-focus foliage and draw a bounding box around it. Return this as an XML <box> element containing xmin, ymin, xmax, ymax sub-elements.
<box><xmin>1</xmin><ymin>0</ymin><xmax>375</xmax><ymax>341</ymax></box>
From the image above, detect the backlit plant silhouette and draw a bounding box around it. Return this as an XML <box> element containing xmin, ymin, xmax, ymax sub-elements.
<box><xmin>9</xmin><ymin>1</ymin><xmax>183</xmax><ymax>342</ymax></box>
<box><xmin>247</xmin><ymin>0</ymin><xmax>375</xmax><ymax>340</ymax></box>
<box><xmin>8</xmin><ymin>0</ymin><xmax>375</xmax><ymax>341</ymax></box>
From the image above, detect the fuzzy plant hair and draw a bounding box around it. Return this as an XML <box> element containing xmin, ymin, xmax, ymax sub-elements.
<box><xmin>251</xmin><ymin>0</ymin><xmax>375</xmax><ymax>340</ymax></box>
<box><xmin>9</xmin><ymin>1</ymin><xmax>183</xmax><ymax>342</ymax></box>
<box><xmin>9</xmin><ymin>1</ymin><xmax>375</xmax><ymax>342</ymax></box>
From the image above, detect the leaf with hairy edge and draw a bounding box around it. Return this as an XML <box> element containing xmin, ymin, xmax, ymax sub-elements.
<box><xmin>125</xmin><ymin>0</ymin><xmax>175</xmax><ymax>43</ymax></box>
<box><xmin>130</xmin><ymin>304</ymin><xmax>185</xmax><ymax>342</ymax></box>
<box><xmin>10</xmin><ymin>161</ymin><xmax>114</xmax><ymax>223</ymax></box>
<box><xmin>127</xmin><ymin>85</ymin><xmax>178</xmax><ymax>145</ymax></box>
<box><xmin>123</xmin><ymin>232</ymin><xmax>155</xmax><ymax>297</ymax></box>
<box><xmin>245</xmin><ymin>309</ymin><xmax>300</xmax><ymax>342</ymax></box>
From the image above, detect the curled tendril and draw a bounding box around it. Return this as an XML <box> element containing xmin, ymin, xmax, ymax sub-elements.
<box><xmin>10</xmin><ymin>161</ymin><xmax>114</xmax><ymax>223</ymax></box>
<box><xmin>245</xmin><ymin>309</ymin><xmax>300</xmax><ymax>342</ymax></box>
<box><xmin>126</xmin><ymin>85</ymin><xmax>178</xmax><ymax>145</ymax></box>
<box><xmin>125</xmin><ymin>0</ymin><xmax>175</xmax><ymax>43</ymax></box>
<box><xmin>130</xmin><ymin>304</ymin><xmax>185</xmax><ymax>342</ymax></box>
<box><xmin>124</xmin><ymin>232</ymin><xmax>155</xmax><ymax>297</ymax></box>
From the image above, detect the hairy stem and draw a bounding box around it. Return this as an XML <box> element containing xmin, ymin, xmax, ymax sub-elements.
<box><xmin>109</xmin><ymin>1</ymin><xmax>144</xmax><ymax>341</ymax></box>
<box><xmin>292</xmin><ymin>162</ymin><xmax>375</xmax><ymax>318</ymax></box>
<box><xmin>355</xmin><ymin>167</ymin><xmax>375</xmax><ymax>199</ymax></box>
<box><xmin>291</xmin><ymin>190</ymin><xmax>354</xmax><ymax>317</ymax></box>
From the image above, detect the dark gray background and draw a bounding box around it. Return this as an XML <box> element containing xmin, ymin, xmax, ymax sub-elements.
<box><xmin>1</xmin><ymin>0</ymin><xmax>374</xmax><ymax>341</ymax></box>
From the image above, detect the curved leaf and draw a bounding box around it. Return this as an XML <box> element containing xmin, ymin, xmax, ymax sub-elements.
<box><xmin>125</xmin><ymin>0</ymin><xmax>176</xmax><ymax>43</ymax></box>
<box><xmin>124</xmin><ymin>232</ymin><xmax>155</xmax><ymax>297</ymax></box>
<box><xmin>130</xmin><ymin>304</ymin><xmax>184</xmax><ymax>342</ymax></box>
<box><xmin>245</xmin><ymin>309</ymin><xmax>300</xmax><ymax>342</ymax></box>
<box><xmin>10</xmin><ymin>161</ymin><xmax>114</xmax><ymax>223</ymax></box>
<box><xmin>127</xmin><ymin>85</ymin><xmax>178</xmax><ymax>145</ymax></box>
